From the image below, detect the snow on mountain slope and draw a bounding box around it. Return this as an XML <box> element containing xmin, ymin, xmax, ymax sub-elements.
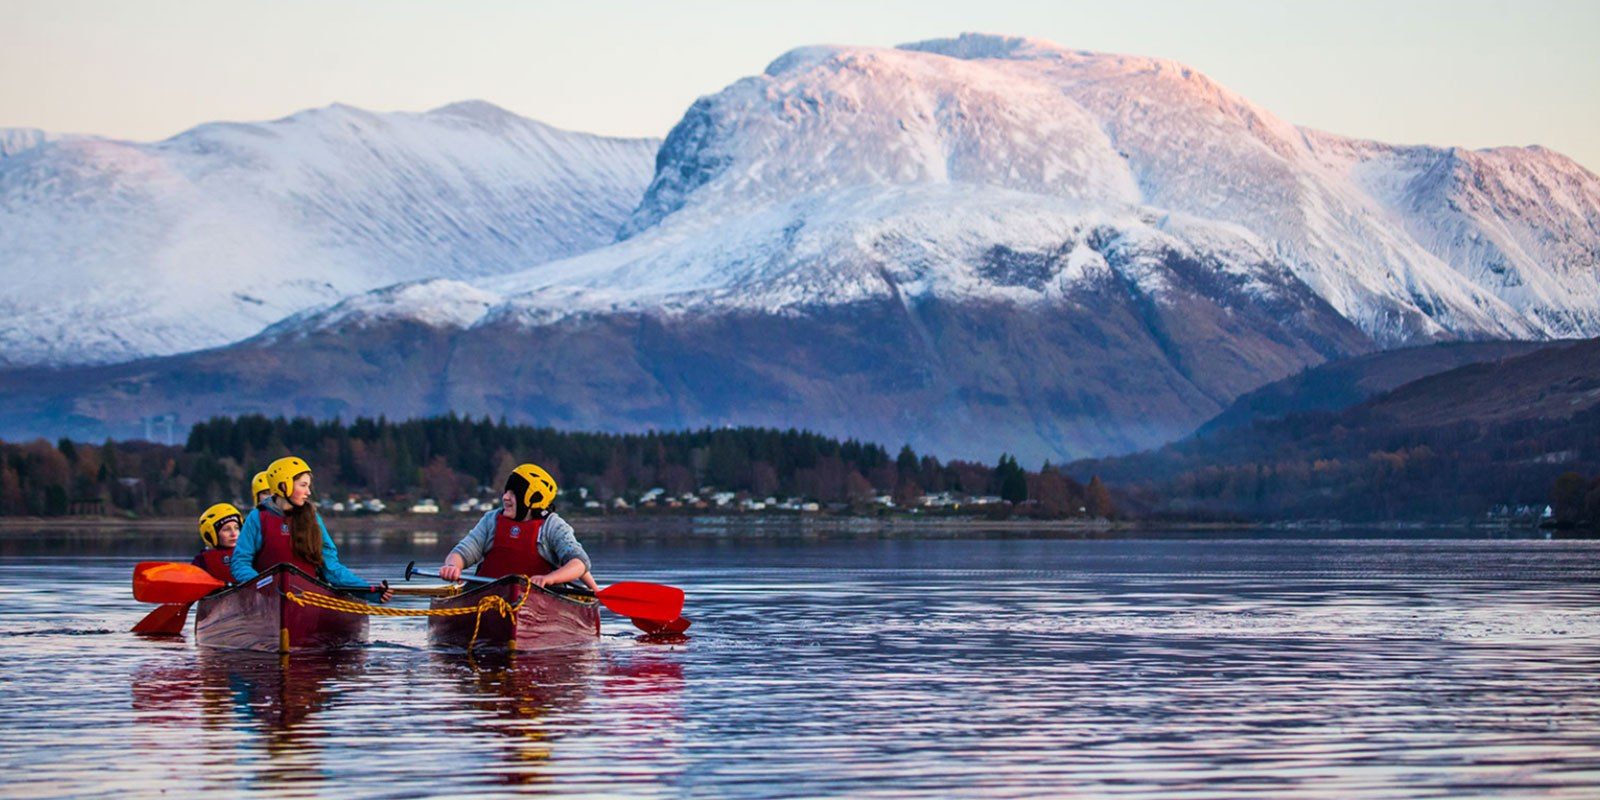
<box><xmin>581</xmin><ymin>34</ymin><xmax>1591</xmax><ymax>345</ymax></box>
<box><xmin>1306</xmin><ymin>132</ymin><xmax>1600</xmax><ymax>336</ymax></box>
<box><xmin>0</xmin><ymin>102</ymin><xmax>658</xmax><ymax>367</ymax></box>
<box><xmin>619</xmin><ymin>42</ymin><xmax>1141</xmax><ymax>237</ymax></box>
<box><xmin>461</xmin><ymin>184</ymin><xmax>1291</xmax><ymax>326</ymax></box>
<box><xmin>901</xmin><ymin>35</ymin><xmax>1580</xmax><ymax>343</ymax></box>
<box><xmin>269</xmin><ymin>33</ymin><xmax>1600</xmax><ymax>383</ymax></box>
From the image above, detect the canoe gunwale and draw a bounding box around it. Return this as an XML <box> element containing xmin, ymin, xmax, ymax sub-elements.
<box><xmin>427</xmin><ymin>575</ymin><xmax>600</xmax><ymax>652</ymax></box>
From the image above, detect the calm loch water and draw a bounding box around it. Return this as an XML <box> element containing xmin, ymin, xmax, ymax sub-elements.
<box><xmin>1</xmin><ymin>527</ymin><xmax>1597</xmax><ymax>798</ymax></box>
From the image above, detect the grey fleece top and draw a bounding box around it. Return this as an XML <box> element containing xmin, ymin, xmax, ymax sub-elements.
<box><xmin>449</xmin><ymin>509</ymin><xmax>590</xmax><ymax>587</ymax></box>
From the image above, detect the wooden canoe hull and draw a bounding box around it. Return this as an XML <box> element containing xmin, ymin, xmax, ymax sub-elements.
<box><xmin>194</xmin><ymin>564</ymin><xmax>369</xmax><ymax>653</ymax></box>
<box><xmin>428</xmin><ymin>577</ymin><xmax>600</xmax><ymax>652</ymax></box>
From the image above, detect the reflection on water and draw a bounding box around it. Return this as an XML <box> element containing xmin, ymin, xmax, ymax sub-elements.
<box><xmin>0</xmin><ymin>530</ymin><xmax>1596</xmax><ymax>798</ymax></box>
<box><xmin>444</xmin><ymin>649</ymin><xmax>601</xmax><ymax>788</ymax></box>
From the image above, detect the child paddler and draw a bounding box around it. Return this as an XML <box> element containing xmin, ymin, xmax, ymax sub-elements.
<box><xmin>231</xmin><ymin>456</ymin><xmax>393</xmax><ymax>602</ymax></box>
<box><xmin>439</xmin><ymin>463</ymin><xmax>600</xmax><ymax>593</ymax></box>
<box><xmin>250</xmin><ymin>470</ymin><xmax>272</xmax><ymax>507</ymax></box>
<box><xmin>191</xmin><ymin>502</ymin><xmax>241</xmax><ymax>582</ymax></box>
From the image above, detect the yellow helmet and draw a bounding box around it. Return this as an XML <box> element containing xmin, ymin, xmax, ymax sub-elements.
<box><xmin>250</xmin><ymin>471</ymin><xmax>271</xmax><ymax>501</ymax></box>
<box><xmin>265</xmin><ymin>456</ymin><xmax>312</xmax><ymax>499</ymax></box>
<box><xmin>198</xmin><ymin>502</ymin><xmax>243</xmax><ymax>547</ymax></box>
<box><xmin>506</xmin><ymin>463</ymin><xmax>558</xmax><ymax>513</ymax></box>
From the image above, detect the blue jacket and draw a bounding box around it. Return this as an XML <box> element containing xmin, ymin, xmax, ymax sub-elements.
<box><xmin>231</xmin><ymin>502</ymin><xmax>368</xmax><ymax>588</ymax></box>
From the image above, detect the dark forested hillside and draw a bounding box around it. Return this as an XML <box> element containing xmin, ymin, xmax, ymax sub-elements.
<box><xmin>1197</xmin><ymin>340</ymin><xmax>1556</xmax><ymax>435</ymax></box>
<box><xmin>1076</xmin><ymin>338</ymin><xmax>1600</xmax><ymax>520</ymax></box>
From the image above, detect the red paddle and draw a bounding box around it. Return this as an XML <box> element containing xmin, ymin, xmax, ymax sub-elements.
<box><xmin>132</xmin><ymin>561</ymin><xmax>224</xmax><ymax>604</ymax></box>
<box><xmin>631</xmin><ymin>616</ymin><xmax>692</xmax><ymax>635</ymax></box>
<box><xmin>595</xmin><ymin>581</ymin><xmax>685</xmax><ymax>622</ymax></box>
<box><xmin>132</xmin><ymin>603</ymin><xmax>193</xmax><ymax>634</ymax></box>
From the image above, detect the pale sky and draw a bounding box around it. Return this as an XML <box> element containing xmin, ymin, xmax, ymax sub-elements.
<box><xmin>2</xmin><ymin>0</ymin><xmax>1597</xmax><ymax>172</ymax></box>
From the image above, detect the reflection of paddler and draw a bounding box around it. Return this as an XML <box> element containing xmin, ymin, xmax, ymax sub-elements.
<box><xmin>436</xmin><ymin>648</ymin><xmax>602</xmax><ymax>787</ymax></box>
<box><xmin>129</xmin><ymin>649</ymin><xmax>367</xmax><ymax>785</ymax></box>
<box><xmin>133</xmin><ymin>650</ymin><xmax>366</xmax><ymax>731</ymax></box>
<box><xmin>209</xmin><ymin>650</ymin><xmax>366</xmax><ymax>731</ymax></box>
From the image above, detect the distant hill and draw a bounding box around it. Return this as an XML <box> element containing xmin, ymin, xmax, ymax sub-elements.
<box><xmin>1075</xmin><ymin>337</ymin><xmax>1600</xmax><ymax>520</ymax></box>
<box><xmin>1198</xmin><ymin>340</ymin><xmax>1558</xmax><ymax>435</ymax></box>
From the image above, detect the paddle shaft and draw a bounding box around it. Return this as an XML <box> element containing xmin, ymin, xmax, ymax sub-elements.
<box><xmin>403</xmin><ymin>561</ymin><xmax>687</xmax><ymax>626</ymax></box>
<box><xmin>404</xmin><ymin>562</ymin><xmax>593</xmax><ymax>598</ymax></box>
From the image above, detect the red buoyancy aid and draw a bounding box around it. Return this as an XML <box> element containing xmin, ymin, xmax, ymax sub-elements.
<box><xmin>475</xmin><ymin>512</ymin><xmax>554</xmax><ymax>580</ymax></box>
<box><xmin>195</xmin><ymin>547</ymin><xmax>234</xmax><ymax>582</ymax></box>
<box><xmin>255</xmin><ymin>507</ymin><xmax>322</xmax><ymax>577</ymax></box>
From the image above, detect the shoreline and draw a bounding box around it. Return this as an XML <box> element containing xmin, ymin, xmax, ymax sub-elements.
<box><xmin>0</xmin><ymin>513</ymin><xmax>1150</xmax><ymax>532</ymax></box>
<box><xmin>0</xmin><ymin>513</ymin><xmax>1549</xmax><ymax>536</ymax></box>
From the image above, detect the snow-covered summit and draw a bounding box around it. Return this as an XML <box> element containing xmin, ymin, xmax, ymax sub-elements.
<box><xmin>0</xmin><ymin>102</ymin><xmax>658</xmax><ymax>367</ymax></box>
<box><xmin>595</xmin><ymin>33</ymin><xmax>1599</xmax><ymax>344</ymax></box>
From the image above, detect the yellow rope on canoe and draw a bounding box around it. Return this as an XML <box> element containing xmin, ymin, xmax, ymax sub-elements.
<box><xmin>285</xmin><ymin>578</ymin><xmax>534</xmax><ymax>651</ymax></box>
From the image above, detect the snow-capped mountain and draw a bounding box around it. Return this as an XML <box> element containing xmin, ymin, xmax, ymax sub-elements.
<box><xmin>0</xmin><ymin>102</ymin><xmax>658</xmax><ymax>367</ymax></box>
<box><xmin>318</xmin><ymin>34</ymin><xmax>1598</xmax><ymax>345</ymax></box>
<box><xmin>586</xmin><ymin>34</ymin><xmax>1596</xmax><ymax>344</ymax></box>
<box><xmin>5</xmin><ymin>34</ymin><xmax>1598</xmax><ymax>463</ymax></box>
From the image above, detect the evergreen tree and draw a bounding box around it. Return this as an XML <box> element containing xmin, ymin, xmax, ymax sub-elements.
<box><xmin>896</xmin><ymin>445</ymin><xmax>919</xmax><ymax>478</ymax></box>
<box><xmin>996</xmin><ymin>454</ymin><xmax>1027</xmax><ymax>504</ymax></box>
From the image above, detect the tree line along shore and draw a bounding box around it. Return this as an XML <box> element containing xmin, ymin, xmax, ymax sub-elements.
<box><xmin>0</xmin><ymin>414</ymin><xmax>1115</xmax><ymax>523</ymax></box>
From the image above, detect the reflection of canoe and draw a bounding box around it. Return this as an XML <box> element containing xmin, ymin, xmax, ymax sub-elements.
<box><xmin>194</xmin><ymin>564</ymin><xmax>368</xmax><ymax>653</ymax></box>
<box><xmin>428</xmin><ymin>576</ymin><xmax>599</xmax><ymax>652</ymax></box>
<box><xmin>133</xmin><ymin>649</ymin><xmax>367</xmax><ymax>731</ymax></box>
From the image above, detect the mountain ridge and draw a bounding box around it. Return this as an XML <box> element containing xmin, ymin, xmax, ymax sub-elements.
<box><xmin>0</xmin><ymin>101</ymin><xmax>659</xmax><ymax>367</ymax></box>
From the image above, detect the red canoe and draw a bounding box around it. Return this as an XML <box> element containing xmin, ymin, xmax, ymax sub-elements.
<box><xmin>194</xmin><ymin>564</ymin><xmax>369</xmax><ymax>653</ymax></box>
<box><xmin>428</xmin><ymin>576</ymin><xmax>600</xmax><ymax>653</ymax></box>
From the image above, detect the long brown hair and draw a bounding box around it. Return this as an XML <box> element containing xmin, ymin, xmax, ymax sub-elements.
<box><xmin>285</xmin><ymin>480</ymin><xmax>324</xmax><ymax>567</ymax></box>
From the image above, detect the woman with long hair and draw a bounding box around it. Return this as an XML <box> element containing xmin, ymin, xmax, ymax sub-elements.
<box><xmin>231</xmin><ymin>456</ymin><xmax>393</xmax><ymax>602</ymax></box>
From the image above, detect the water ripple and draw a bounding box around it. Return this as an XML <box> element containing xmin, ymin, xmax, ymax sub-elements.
<box><xmin>0</xmin><ymin>535</ymin><xmax>1596</xmax><ymax>797</ymax></box>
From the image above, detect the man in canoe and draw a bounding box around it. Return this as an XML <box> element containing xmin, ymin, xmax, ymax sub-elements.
<box><xmin>439</xmin><ymin>463</ymin><xmax>599</xmax><ymax>592</ymax></box>
<box><xmin>231</xmin><ymin>456</ymin><xmax>394</xmax><ymax>602</ymax></box>
<box><xmin>191</xmin><ymin>502</ymin><xmax>241</xmax><ymax>582</ymax></box>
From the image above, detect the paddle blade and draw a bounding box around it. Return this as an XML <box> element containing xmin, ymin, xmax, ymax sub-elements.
<box><xmin>597</xmin><ymin>581</ymin><xmax>684</xmax><ymax>621</ymax></box>
<box><xmin>631</xmin><ymin>616</ymin><xmax>692</xmax><ymax>635</ymax></box>
<box><xmin>133</xmin><ymin>561</ymin><xmax>225</xmax><ymax>603</ymax></box>
<box><xmin>132</xmin><ymin>603</ymin><xmax>192</xmax><ymax>635</ymax></box>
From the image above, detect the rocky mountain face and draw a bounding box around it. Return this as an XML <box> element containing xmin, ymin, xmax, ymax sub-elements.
<box><xmin>4</xmin><ymin>34</ymin><xmax>1598</xmax><ymax>463</ymax></box>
